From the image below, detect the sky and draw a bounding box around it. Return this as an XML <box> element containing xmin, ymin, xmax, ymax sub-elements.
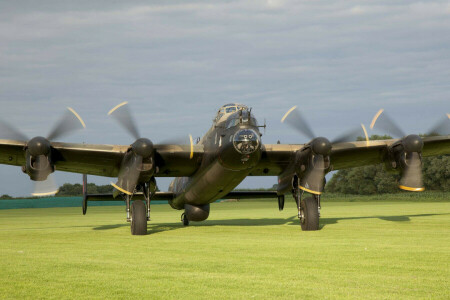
<box><xmin>0</xmin><ymin>0</ymin><xmax>449</xmax><ymax>196</ymax></box>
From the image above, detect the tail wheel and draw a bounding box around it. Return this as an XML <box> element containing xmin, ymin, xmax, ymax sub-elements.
<box><xmin>131</xmin><ymin>200</ymin><xmax>147</xmax><ymax>235</ymax></box>
<box><xmin>300</xmin><ymin>197</ymin><xmax>319</xmax><ymax>231</ymax></box>
<box><xmin>181</xmin><ymin>213</ymin><xmax>189</xmax><ymax>226</ymax></box>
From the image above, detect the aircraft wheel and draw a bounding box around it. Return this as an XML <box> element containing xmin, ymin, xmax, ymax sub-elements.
<box><xmin>182</xmin><ymin>213</ymin><xmax>190</xmax><ymax>226</ymax></box>
<box><xmin>300</xmin><ymin>197</ymin><xmax>319</xmax><ymax>231</ymax></box>
<box><xmin>131</xmin><ymin>200</ymin><xmax>147</xmax><ymax>235</ymax></box>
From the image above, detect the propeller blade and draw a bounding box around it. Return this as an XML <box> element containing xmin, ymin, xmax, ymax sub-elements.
<box><xmin>0</xmin><ymin>120</ymin><xmax>29</xmax><ymax>141</ymax></box>
<box><xmin>299</xmin><ymin>155</ymin><xmax>325</xmax><ymax>195</ymax></box>
<box><xmin>31</xmin><ymin>173</ymin><xmax>59</xmax><ymax>197</ymax></box>
<box><xmin>370</xmin><ymin>109</ymin><xmax>406</xmax><ymax>138</ymax></box>
<box><xmin>332</xmin><ymin>124</ymin><xmax>369</xmax><ymax>144</ymax></box>
<box><xmin>158</xmin><ymin>134</ymin><xmax>194</xmax><ymax>159</ymax></box>
<box><xmin>281</xmin><ymin>106</ymin><xmax>315</xmax><ymax>140</ymax></box>
<box><xmin>111</xmin><ymin>154</ymin><xmax>143</xmax><ymax>195</ymax></box>
<box><xmin>189</xmin><ymin>134</ymin><xmax>194</xmax><ymax>159</ymax></box>
<box><xmin>47</xmin><ymin>107</ymin><xmax>86</xmax><ymax>141</ymax></box>
<box><xmin>399</xmin><ymin>152</ymin><xmax>424</xmax><ymax>192</ymax></box>
<box><xmin>427</xmin><ymin>113</ymin><xmax>450</xmax><ymax>136</ymax></box>
<box><xmin>108</xmin><ymin>102</ymin><xmax>140</xmax><ymax>140</ymax></box>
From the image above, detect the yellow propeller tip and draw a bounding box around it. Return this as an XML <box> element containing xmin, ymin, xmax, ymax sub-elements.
<box><xmin>399</xmin><ymin>185</ymin><xmax>425</xmax><ymax>192</ymax></box>
<box><xmin>189</xmin><ymin>134</ymin><xmax>194</xmax><ymax>159</ymax></box>
<box><xmin>108</xmin><ymin>101</ymin><xmax>128</xmax><ymax>115</ymax></box>
<box><xmin>370</xmin><ymin>109</ymin><xmax>384</xmax><ymax>129</ymax></box>
<box><xmin>110</xmin><ymin>182</ymin><xmax>133</xmax><ymax>195</ymax></box>
<box><xmin>67</xmin><ymin>107</ymin><xmax>86</xmax><ymax>128</ymax></box>
<box><xmin>32</xmin><ymin>189</ymin><xmax>59</xmax><ymax>197</ymax></box>
<box><xmin>361</xmin><ymin>124</ymin><xmax>369</xmax><ymax>146</ymax></box>
<box><xmin>299</xmin><ymin>185</ymin><xmax>322</xmax><ymax>195</ymax></box>
<box><xmin>281</xmin><ymin>106</ymin><xmax>297</xmax><ymax>123</ymax></box>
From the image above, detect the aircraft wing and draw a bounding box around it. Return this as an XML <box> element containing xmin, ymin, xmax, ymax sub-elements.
<box><xmin>251</xmin><ymin>135</ymin><xmax>450</xmax><ymax>175</ymax></box>
<box><xmin>0</xmin><ymin>139</ymin><xmax>203</xmax><ymax>178</ymax></box>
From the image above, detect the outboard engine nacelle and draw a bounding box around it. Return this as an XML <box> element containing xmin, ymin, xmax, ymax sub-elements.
<box><xmin>383</xmin><ymin>135</ymin><xmax>423</xmax><ymax>172</ymax></box>
<box><xmin>22</xmin><ymin>136</ymin><xmax>54</xmax><ymax>181</ymax></box>
<box><xmin>383</xmin><ymin>134</ymin><xmax>424</xmax><ymax>191</ymax></box>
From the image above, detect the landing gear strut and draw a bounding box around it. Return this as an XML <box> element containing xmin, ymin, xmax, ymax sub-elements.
<box><xmin>125</xmin><ymin>179</ymin><xmax>155</xmax><ymax>235</ymax></box>
<box><xmin>293</xmin><ymin>186</ymin><xmax>320</xmax><ymax>231</ymax></box>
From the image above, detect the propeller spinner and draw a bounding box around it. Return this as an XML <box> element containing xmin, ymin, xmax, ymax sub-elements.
<box><xmin>282</xmin><ymin>106</ymin><xmax>368</xmax><ymax>195</ymax></box>
<box><xmin>108</xmin><ymin>101</ymin><xmax>194</xmax><ymax>196</ymax></box>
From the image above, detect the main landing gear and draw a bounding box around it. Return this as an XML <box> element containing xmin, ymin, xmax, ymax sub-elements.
<box><xmin>125</xmin><ymin>179</ymin><xmax>154</xmax><ymax>235</ymax></box>
<box><xmin>293</xmin><ymin>186</ymin><xmax>320</xmax><ymax>231</ymax></box>
<box><xmin>131</xmin><ymin>200</ymin><xmax>147</xmax><ymax>235</ymax></box>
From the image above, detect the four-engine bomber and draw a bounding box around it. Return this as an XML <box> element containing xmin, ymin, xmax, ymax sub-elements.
<box><xmin>0</xmin><ymin>103</ymin><xmax>449</xmax><ymax>235</ymax></box>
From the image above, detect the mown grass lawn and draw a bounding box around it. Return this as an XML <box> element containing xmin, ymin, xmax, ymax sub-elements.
<box><xmin>0</xmin><ymin>197</ymin><xmax>449</xmax><ymax>299</ymax></box>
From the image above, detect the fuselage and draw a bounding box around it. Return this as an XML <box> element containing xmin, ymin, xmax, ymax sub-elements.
<box><xmin>168</xmin><ymin>104</ymin><xmax>262</xmax><ymax>209</ymax></box>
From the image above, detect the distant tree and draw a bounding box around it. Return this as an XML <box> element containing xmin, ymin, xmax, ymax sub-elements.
<box><xmin>0</xmin><ymin>194</ymin><xmax>13</xmax><ymax>199</ymax></box>
<box><xmin>55</xmin><ymin>182</ymin><xmax>161</xmax><ymax>196</ymax></box>
<box><xmin>326</xmin><ymin>165</ymin><xmax>399</xmax><ymax>195</ymax></box>
<box><xmin>422</xmin><ymin>155</ymin><xmax>450</xmax><ymax>191</ymax></box>
<box><xmin>56</xmin><ymin>183</ymin><xmax>114</xmax><ymax>196</ymax></box>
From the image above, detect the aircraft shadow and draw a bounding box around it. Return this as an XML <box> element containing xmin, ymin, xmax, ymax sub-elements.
<box><xmin>319</xmin><ymin>213</ymin><xmax>445</xmax><ymax>228</ymax></box>
<box><xmin>92</xmin><ymin>213</ymin><xmax>447</xmax><ymax>234</ymax></box>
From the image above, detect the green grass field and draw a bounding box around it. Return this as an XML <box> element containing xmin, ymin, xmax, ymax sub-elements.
<box><xmin>0</xmin><ymin>196</ymin><xmax>449</xmax><ymax>299</ymax></box>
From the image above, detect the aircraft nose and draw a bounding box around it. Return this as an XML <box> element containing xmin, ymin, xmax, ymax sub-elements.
<box><xmin>233</xmin><ymin>129</ymin><xmax>260</xmax><ymax>154</ymax></box>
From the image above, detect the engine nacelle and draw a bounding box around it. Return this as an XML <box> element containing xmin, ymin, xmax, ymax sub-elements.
<box><xmin>22</xmin><ymin>136</ymin><xmax>54</xmax><ymax>181</ymax></box>
<box><xmin>383</xmin><ymin>135</ymin><xmax>423</xmax><ymax>173</ymax></box>
<box><xmin>277</xmin><ymin>138</ymin><xmax>332</xmax><ymax>195</ymax></box>
<box><xmin>23</xmin><ymin>152</ymin><xmax>54</xmax><ymax>181</ymax></box>
<box><xmin>294</xmin><ymin>138</ymin><xmax>332</xmax><ymax>175</ymax></box>
<box><xmin>184</xmin><ymin>204</ymin><xmax>210</xmax><ymax>222</ymax></box>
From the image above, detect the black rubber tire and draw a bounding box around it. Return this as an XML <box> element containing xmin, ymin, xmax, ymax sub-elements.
<box><xmin>300</xmin><ymin>197</ymin><xmax>319</xmax><ymax>231</ymax></box>
<box><xmin>131</xmin><ymin>200</ymin><xmax>147</xmax><ymax>235</ymax></box>
<box><xmin>182</xmin><ymin>213</ymin><xmax>190</xmax><ymax>226</ymax></box>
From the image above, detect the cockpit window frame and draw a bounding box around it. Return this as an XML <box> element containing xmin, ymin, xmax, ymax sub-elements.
<box><xmin>225</xmin><ymin>110</ymin><xmax>259</xmax><ymax>129</ymax></box>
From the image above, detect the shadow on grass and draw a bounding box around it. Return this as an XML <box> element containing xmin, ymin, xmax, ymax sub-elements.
<box><xmin>92</xmin><ymin>213</ymin><xmax>448</xmax><ymax>234</ymax></box>
<box><xmin>319</xmin><ymin>213</ymin><xmax>444</xmax><ymax>229</ymax></box>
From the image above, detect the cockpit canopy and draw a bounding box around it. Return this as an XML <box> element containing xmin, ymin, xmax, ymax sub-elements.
<box><xmin>225</xmin><ymin>110</ymin><xmax>258</xmax><ymax>129</ymax></box>
<box><xmin>221</xmin><ymin>103</ymin><xmax>247</xmax><ymax>114</ymax></box>
<box><xmin>215</xmin><ymin>103</ymin><xmax>248</xmax><ymax>123</ymax></box>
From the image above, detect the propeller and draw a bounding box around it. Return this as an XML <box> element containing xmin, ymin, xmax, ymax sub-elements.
<box><xmin>370</xmin><ymin>109</ymin><xmax>449</xmax><ymax>192</ymax></box>
<box><xmin>108</xmin><ymin>102</ymin><xmax>194</xmax><ymax>196</ymax></box>
<box><xmin>281</xmin><ymin>106</ymin><xmax>369</xmax><ymax>195</ymax></box>
<box><xmin>0</xmin><ymin>107</ymin><xmax>86</xmax><ymax>196</ymax></box>
<box><xmin>371</xmin><ymin>109</ymin><xmax>450</xmax><ymax>138</ymax></box>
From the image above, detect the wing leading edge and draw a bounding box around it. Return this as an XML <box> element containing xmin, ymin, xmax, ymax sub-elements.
<box><xmin>0</xmin><ymin>139</ymin><xmax>203</xmax><ymax>178</ymax></box>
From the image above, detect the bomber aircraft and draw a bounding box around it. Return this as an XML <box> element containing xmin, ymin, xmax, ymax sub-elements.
<box><xmin>0</xmin><ymin>103</ymin><xmax>449</xmax><ymax>235</ymax></box>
